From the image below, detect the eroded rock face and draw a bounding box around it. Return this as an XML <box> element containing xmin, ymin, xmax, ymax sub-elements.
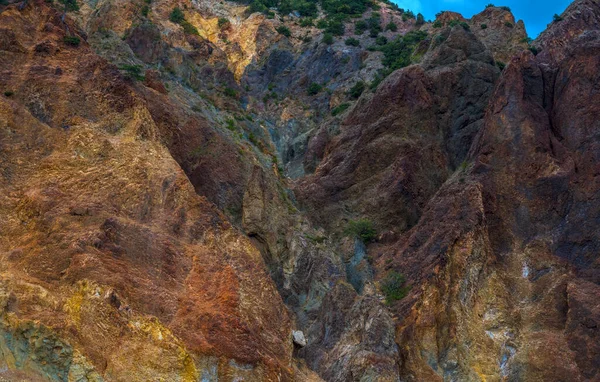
<box><xmin>296</xmin><ymin>0</ymin><xmax>600</xmax><ymax>380</ymax></box>
<box><xmin>395</xmin><ymin>7</ymin><xmax>600</xmax><ymax>381</ymax></box>
<box><xmin>2</xmin><ymin>0</ymin><xmax>600</xmax><ymax>381</ymax></box>
<box><xmin>295</xmin><ymin>25</ymin><xmax>499</xmax><ymax>233</ymax></box>
<box><xmin>0</xmin><ymin>3</ymin><xmax>297</xmax><ymax>380</ymax></box>
<box><xmin>470</xmin><ymin>6</ymin><xmax>529</xmax><ymax>63</ymax></box>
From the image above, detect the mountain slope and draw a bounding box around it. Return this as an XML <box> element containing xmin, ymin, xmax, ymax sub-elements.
<box><xmin>1</xmin><ymin>0</ymin><xmax>599</xmax><ymax>381</ymax></box>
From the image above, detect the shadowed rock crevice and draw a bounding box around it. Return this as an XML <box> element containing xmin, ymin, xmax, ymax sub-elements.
<box><xmin>1</xmin><ymin>0</ymin><xmax>600</xmax><ymax>381</ymax></box>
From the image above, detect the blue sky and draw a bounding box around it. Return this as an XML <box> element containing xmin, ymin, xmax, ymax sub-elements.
<box><xmin>391</xmin><ymin>0</ymin><xmax>573</xmax><ymax>37</ymax></box>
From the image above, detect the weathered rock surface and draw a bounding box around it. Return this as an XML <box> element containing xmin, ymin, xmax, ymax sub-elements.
<box><xmin>297</xmin><ymin>0</ymin><xmax>600</xmax><ymax>380</ymax></box>
<box><xmin>470</xmin><ymin>6</ymin><xmax>529</xmax><ymax>63</ymax></box>
<box><xmin>0</xmin><ymin>3</ymin><xmax>301</xmax><ymax>380</ymax></box>
<box><xmin>295</xmin><ymin>24</ymin><xmax>500</xmax><ymax>233</ymax></box>
<box><xmin>1</xmin><ymin>0</ymin><xmax>600</xmax><ymax>381</ymax></box>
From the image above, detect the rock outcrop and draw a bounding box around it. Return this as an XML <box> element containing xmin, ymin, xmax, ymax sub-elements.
<box><xmin>0</xmin><ymin>3</ymin><xmax>299</xmax><ymax>380</ymax></box>
<box><xmin>1</xmin><ymin>0</ymin><xmax>599</xmax><ymax>380</ymax></box>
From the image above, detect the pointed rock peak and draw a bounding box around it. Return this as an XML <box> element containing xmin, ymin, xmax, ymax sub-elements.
<box><xmin>470</xmin><ymin>5</ymin><xmax>528</xmax><ymax>63</ymax></box>
<box><xmin>434</xmin><ymin>11</ymin><xmax>467</xmax><ymax>25</ymax></box>
<box><xmin>536</xmin><ymin>0</ymin><xmax>600</xmax><ymax>63</ymax></box>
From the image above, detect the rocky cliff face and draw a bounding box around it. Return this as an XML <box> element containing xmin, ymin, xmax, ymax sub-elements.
<box><xmin>1</xmin><ymin>0</ymin><xmax>599</xmax><ymax>381</ymax></box>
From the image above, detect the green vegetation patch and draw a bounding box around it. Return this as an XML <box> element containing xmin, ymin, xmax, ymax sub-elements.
<box><xmin>345</xmin><ymin>219</ymin><xmax>377</xmax><ymax>243</ymax></box>
<box><xmin>170</xmin><ymin>7</ymin><xmax>199</xmax><ymax>35</ymax></box>
<box><xmin>331</xmin><ymin>102</ymin><xmax>350</xmax><ymax>116</ymax></box>
<box><xmin>276</xmin><ymin>25</ymin><xmax>292</xmax><ymax>37</ymax></box>
<box><xmin>307</xmin><ymin>82</ymin><xmax>323</xmax><ymax>95</ymax></box>
<box><xmin>63</xmin><ymin>36</ymin><xmax>81</xmax><ymax>46</ymax></box>
<box><xmin>368</xmin><ymin>30</ymin><xmax>427</xmax><ymax>90</ymax></box>
<box><xmin>322</xmin><ymin>33</ymin><xmax>334</xmax><ymax>44</ymax></box>
<box><xmin>381</xmin><ymin>271</ymin><xmax>409</xmax><ymax>304</ymax></box>
<box><xmin>345</xmin><ymin>37</ymin><xmax>360</xmax><ymax>46</ymax></box>
<box><xmin>348</xmin><ymin>81</ymin><xmax>365</xmax><ymax>99</ymax></box>
<box><xmin>119</xmin><ymin>64</ymin><xmax>145</xmax><ymax>81</ymax></box>
<box><xmin>379</xmin><ymin>30</ymin><xmax>427</xmax><ymax>71</ymax></box>
<box><xmin>236</xmin><ymin>0</ymin><xmax>371</xmax><ymax>21</ymax></box>
<box><xmin>58</xmin><ymin>0</ymin><xmax>79</xmax><ymax>12</ymax></box>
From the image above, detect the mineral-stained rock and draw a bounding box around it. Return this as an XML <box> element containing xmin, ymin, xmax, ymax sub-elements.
<box><xmin>0</xmin><ymin>3</ymin><xmax>299</xmax><ymax>380</ymax></box>
<box><xmin>295</xmin><ymin>25</ymin><xmax>500</xmax><ymax>233</ymax></box>
<box><xmin>2</xmin><ymin>0</ymin><xmax>600</xmax><ymax>380</ymax></box>
<box><xmin>470</xmin><ymin>6</ymin><xmax>529</xmax><ymax>63</ymax></box>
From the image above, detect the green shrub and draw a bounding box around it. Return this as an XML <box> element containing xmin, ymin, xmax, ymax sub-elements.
<box><xmin>378</xmin><ymin>30</ymin><xmax>427</xmax><ymax>71</ymax></box>
<box><xmin>528</xmin><ymin>46</ymin><xmax>541</xmax><ymax>55</ymax></box>
<box><xmin>322</xmin><ymin>33</ymin><xmax>334</xmax><ymax>44</ymax></box>
<box><xmin>369</xmin><ymin>72</ymin><xmax>386</xmax><ymax>90</ymax></box>
<box><xmin>381</xmin><ymin>271</ymin><xmax>409</xmax><ymax>304</ymax></box>
<box><xmin>119</xmin><ymin>64</ymin><xmax>145</xmax><ymax>81</ymax></box>
<box><xmin>354</xmin><ymin>20</ymin><xmax>367</xmax><ymax>34</ymax></box>
<box><xmin>496</xmin><ymin>61</ymin><xmax>506</xmax><ymax>70</ymax></box>
<box><xmin>480</xmin><ymin>23</ymin><xmax>488</xmax><ymax>29</ymax></box>
<box><xmin>308</xmin><ymin>82</ymin><xmax>323</xmax><ymax>95</ymax></box>
<box><xmin>345</xmin><ymin>219</ymin><xmax>376</xmax><ymax>242</ymax></box>
<box><xmin>375</xmin><ymin>35</ymin><xmax>387</xmax><ymax>45</ymax></box>
<box><xmin>449</xmin><ymin>20</ymin><xmax>469</xmax><ymax>30</ymax></box>
<box><xmin>553</xmin><ymin>13</ymin><xmax>563</xmax><ymax>22</ymax></box>
<box><xmin>435</xmin><ymin>33</ymin><xmax>447</xmax><ymax>45</ymax></box>
<box><xmin>349</xmin><ymin>81</ymin><xmax>365</xmax><ymax>98</ymax></box>
<box><xmin>4</xmin><ymin>91</ymin><xmax>14</xmax><ymax>97</ymax></box>
<box><xmin>276</xmin><ymin>25</ymin><xmax>291</xmax><ymax>37</ymax></box>
<box><xmin>317</xmin><ymin>19</ymin><xmax>328</xmax><ymax>29</ymax></box>
<box><xmin>181</xmin><ymin>21</ymin><xmax>199</xmax><ymax>35</ymax></box>
<box><xmin>218</xmin><ymin>17</ymin><xmax>230</xmax><ymax>28</ymax></box>
<box><xmin>306</xmin><ymin>234</ymin><xmax>327</xmax><ymax>244</ymax></box>
<box><xmin>331</xmin><ymin>102</ymin><xmax>350</xmax><ymax>116</ymax></box>
<box><xmin>237</xmin><ymin>0</ymin><xmax>371</xmax><ymax>30</ymax></box>
<box><xmin>300</xmin><ymin>18</ymin><xmax>314</xmax><ymax>27</ymax></box>
<box><xmin>433</xmin><ymin>20</ymin><xmax>442</xmax><ymax>28</ymax></box>
<box><xmin>368</xmin><ymin>16</ymin><xmax>381</xmax><ymax>37</ymax></box>
<box><xmin>225</xmin><ymin>119</ymin><xmax>237</xmax><ymax>131</ymax></box>
<box><xmin>169</xmin><ymin>7</ymin><xmax>185</xmax><ymax>23</ymax></box>
<box><xmin>58</xmin><ymin>0</ymin><xmax>79</xmax><ymax>12</ymax></box>
<box><xmin>499</xmin><ymin>6</ymin><xmax>510</xmax><ymax>11</ymax></box>
<box><xmin>326</xmin><ymin>19</ymin><xmax>345</xmax><ymax>36</ymax></box>
<box><xmin>224</xmin><ymin>87</ymin><xmax>238</xmax><ymax>97</ymax></box>
<box><xmin>520</xmin><ymin>37</ymin><xmax>532</xmax><ymax>43</ymax></box>
<box><xmin>248</xmin><ymin>132</ymin><xmax>259</xmax><ymax>146</ymax></box>
<box><xmin>485</xmin><ymin>3</ymin><xmax>494</xmax><ymax>8</ymax></box>
<box><xmin>141</xmin><ymin>5</ymin><xmax>149</xmax><ymax>17</ymax></box>
<box><xmin>63</xmin><ymin>36</ymin><xmax>81</xmax><ymax>46</ymax></box>
<box><xmin>169</xmin><ymin>7</ymin><xmax>199</xmax><ymax>35</ymax></box>
<box><xmin>504</xmin><ymin>21</ymin><xmax>513</xmax><ymax>28</ymax></box>
<box><xmin>385</xmin><ymin>22</ymin><xmax>397</xmax><ymax>31</ymax></box>
<box><xmin>415</xmin><ymin>13</ymin><xmax>425</xmax><ymax>26</ymax></box>
<box><xmin>345</xmin><ymin>37</ymin><xmax>360</xmax><ymax>46</ymax></box>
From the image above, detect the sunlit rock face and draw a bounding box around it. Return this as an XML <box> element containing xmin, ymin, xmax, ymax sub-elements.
<box><xmin>1</xmin><ymin>0</ymin><xmax>599</xmax><ymax>381</ymax></box>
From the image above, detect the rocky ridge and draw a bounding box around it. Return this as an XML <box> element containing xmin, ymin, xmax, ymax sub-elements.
<box><xmin>0</xmin><ymin>0</ymin><xmax>599</xmax><ymax>381</ymax></box>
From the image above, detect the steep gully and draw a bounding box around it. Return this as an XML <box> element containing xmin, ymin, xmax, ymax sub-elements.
<box><xmin>0</xmin><ymin>0</ymin><xmax>599</xmax><ymax>380</ymax></box>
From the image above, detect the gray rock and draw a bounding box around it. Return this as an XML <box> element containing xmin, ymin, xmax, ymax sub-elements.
<box><xmin>292</xmin><ymin>330</ymin><xmax>307</xmax><ymax>347</ymax></box>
